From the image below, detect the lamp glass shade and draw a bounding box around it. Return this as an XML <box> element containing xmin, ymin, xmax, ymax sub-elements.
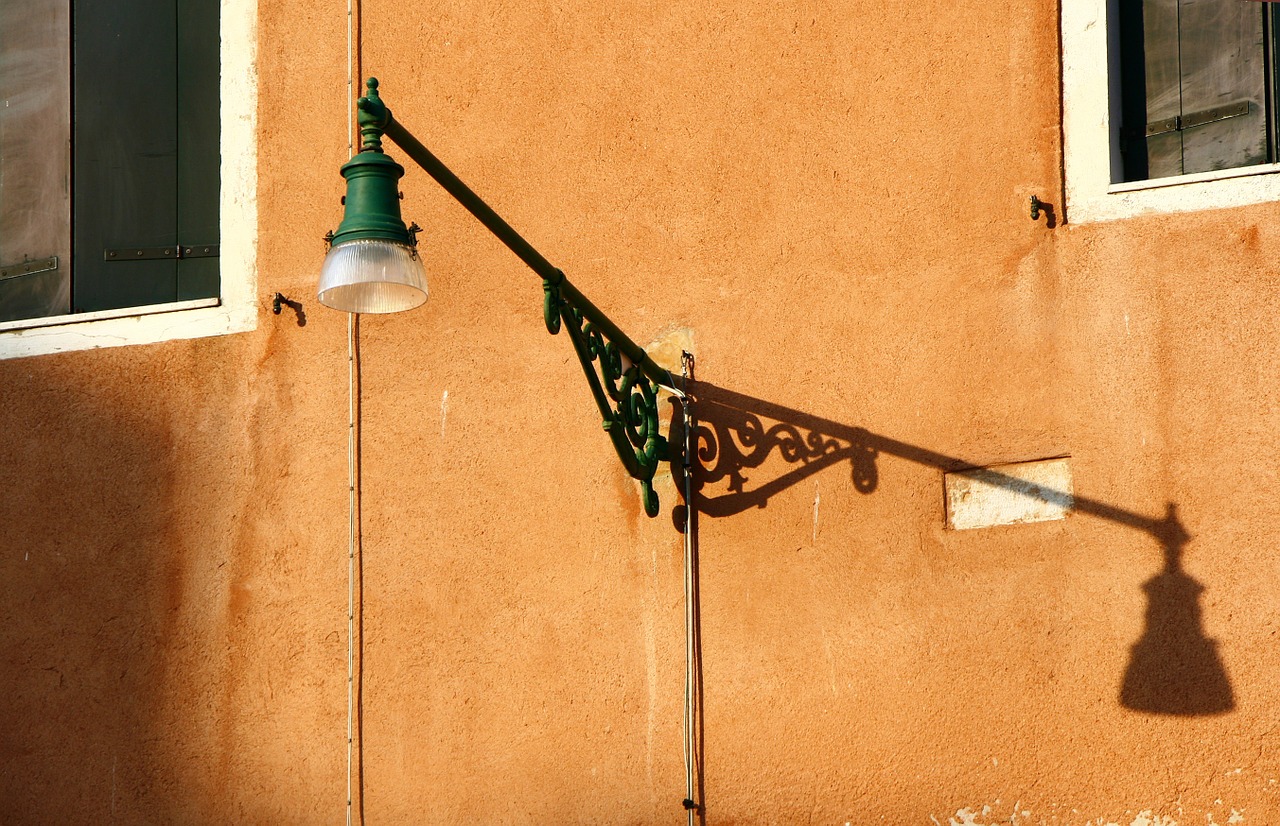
<box><xmin>317</xmin><ymin>238</ymin><xmax>428</xmax><ymax>313</ymax></box>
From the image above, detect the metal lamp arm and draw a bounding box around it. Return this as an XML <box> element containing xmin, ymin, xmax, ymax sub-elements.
<box><xmin>357</xmin><ymin>81</ymin><xmax>676</xmax><ymax>516</ymax></box>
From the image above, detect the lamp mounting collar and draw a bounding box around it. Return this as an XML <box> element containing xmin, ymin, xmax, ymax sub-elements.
<box><xmin>356</xmin><ymin>77</ymin><xmax>392</xmax><ymax>153</ymax></box>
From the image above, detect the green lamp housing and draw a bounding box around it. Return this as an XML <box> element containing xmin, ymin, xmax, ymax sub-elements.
<box><xmin>318</xmin><ymin>83</ymin><xmax>428</xmax><ymax>314</ymax></box>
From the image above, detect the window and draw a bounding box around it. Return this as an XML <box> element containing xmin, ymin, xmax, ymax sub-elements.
<box><xmin>0</xmin><ymin>0</ymin><xmax>256</xmax><ymax>358</ymax></box>
<box><xmin>1062</xmin><ymin>0</ymin><xmax>1280</xmax><ymax>222</ymax></box>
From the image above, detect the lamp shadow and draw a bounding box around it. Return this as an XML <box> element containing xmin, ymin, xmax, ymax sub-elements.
<box><xmin>670</xmin><ymin>380</ymin><xmax>1233</xmax><ymax>718</ymax></box>
<box><xmin>1119</xmin><ymin>504</ymin><xmax>1234</xmax><ymax>715</ymax></box>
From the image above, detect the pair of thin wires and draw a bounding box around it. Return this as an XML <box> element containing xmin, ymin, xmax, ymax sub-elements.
<box><xmin>345</xmin><ymin>313</ymin><xmax>357</xmax><ymax>826</ymax></box>
<box><xmin>345</xmin><ymin>0</ymin><xmax>360</xmax><ymax>822</ymax></box>
<box><xmin>338</xmin><ymin>14</ymin><xmax>697</xmax><ymax>822</ymax></box>
<box><xmin>679</xmin><ymin>353</ymin><xmax>699</xmax><ymax>826</ymax></box>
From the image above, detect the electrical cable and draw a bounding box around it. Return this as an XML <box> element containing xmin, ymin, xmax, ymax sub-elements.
<box><xmin>345</xmin><ymin>1</ymin><xmax>357</xmax><ymax>822</ymax></box>
<box><xmin>346</xmin><ymin>312</ymin><xmax>356</xmax><ymax>826</ymax></box>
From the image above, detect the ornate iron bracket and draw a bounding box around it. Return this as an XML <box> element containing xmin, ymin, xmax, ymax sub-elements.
<box><xmin>543</xmin><ymin>273</ymin><xmax>671</xmax><ymax>516</ymax></box>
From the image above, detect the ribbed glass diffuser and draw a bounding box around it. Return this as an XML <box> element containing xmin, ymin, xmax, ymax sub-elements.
<box><xmin>317</xmin><ymin>238</ymin><xmax>428</xmax><ymax>313</ymax></box>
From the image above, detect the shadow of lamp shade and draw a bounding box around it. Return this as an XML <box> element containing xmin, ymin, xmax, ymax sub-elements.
<box><xmin>1120</xmin><ymin>536</ymin><xmax>1234</xmax><ymax>716</ymax></box>
<box><xmin>317</xmin><ymin>137</ymin><xmax>427</xmax><ymax>314</ymax></box>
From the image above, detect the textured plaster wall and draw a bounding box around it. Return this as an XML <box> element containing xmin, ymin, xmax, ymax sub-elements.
<box><xmin>3</xmin><ymin>0</ymin><xmax>1280</xmax><ymax>823</ymax></box>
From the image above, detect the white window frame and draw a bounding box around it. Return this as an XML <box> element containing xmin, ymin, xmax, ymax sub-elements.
<box><xmin>0</xmin><ymin>0</ymin><xmax>257</xmax><ymax>360</ymax></box>
<box><xmin>1062</xmin><ymin>0</ymin><xmax>1280</xmax><ymax>223</ymax></box>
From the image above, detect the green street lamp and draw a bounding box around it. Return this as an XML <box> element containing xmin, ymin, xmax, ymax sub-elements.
<box><xmin>318</xmin><ymin>78</ymin><xmax>680</xmax><ymax>517</ymax></box>
<box><xmin>317</xmin><ymin>138</ymin><xmax>427</xmax><ymax>313</ymax></box>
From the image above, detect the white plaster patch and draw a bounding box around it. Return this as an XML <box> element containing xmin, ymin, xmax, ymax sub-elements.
<box><xmin>945</xmin><ymin>458</ymin><xmax>1073</xmax><ymax>530</ymax></box>
<box><xmin>812</xmin><ymin>481</ymin><xmax>820</xmax><ymax>544</ymax></box>
<box><xmin>923</xmin><ymin>803</ymin><xmax>1225</xmax><ymax>826</ymax></box>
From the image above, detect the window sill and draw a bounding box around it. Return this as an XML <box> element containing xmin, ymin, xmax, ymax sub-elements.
<box><xmin>0</xmin><ymin>295</ymin><xmax>255</xmax><ymax>360</ymax></box>
<box><xmin>0</xmin><ymin>297</ymin><xmax>221</xmax><ymax>334</ymax></box>
<box><xmin>1066</xmin><ymin>155</ymin><xmax>1280</xmax><ymax>224</ymax></box>
<box><xmin>1107</xmin><ymin>163</ymin><xmax>1280</xmax><ymax>194</ymax></box>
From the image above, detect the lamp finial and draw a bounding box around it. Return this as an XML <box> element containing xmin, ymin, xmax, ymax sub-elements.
<box><xmin>356</xmin><ymin>77</ymin><xmax>390</xmax><ymax>153</ymax></box>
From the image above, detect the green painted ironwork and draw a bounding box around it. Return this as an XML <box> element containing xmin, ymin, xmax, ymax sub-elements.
<box><xmin>349</xmin><ymin>78</ymin><xmax>675</xmax><ymax>516</ymax></box>
<box><xmin>329</xmin><ymin>81</ymin><xmax>415</xmax><ymax>248</ymax></box>
<box><xmin>543</xmin><ymin>273</ymin><xmax>670</xmax><ymax>516</ymax></box>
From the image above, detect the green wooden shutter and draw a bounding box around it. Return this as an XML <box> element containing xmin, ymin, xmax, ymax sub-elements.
<box><xmin>176</xmin><ymin>0</ymin><xmax>219</xmax><ymax>301</ymax></box>
<box><xmin>72</xmin><ymin>0</ymin><xmax>218</xmax><ymax>313</ymax></box>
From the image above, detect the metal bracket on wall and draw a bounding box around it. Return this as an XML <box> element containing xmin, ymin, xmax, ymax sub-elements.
<box><xmin>0</xmin><ymin>256</ymin><xmax>58</xmax><ymax>282</ymax></box>
<box><xmin>103</xmin><ymin>244</ymin><xmax>219</xmax><ymax>261</ymax></box>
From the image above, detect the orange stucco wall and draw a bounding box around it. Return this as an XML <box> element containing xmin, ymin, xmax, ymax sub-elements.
<box><xmin>4</xmin><ymin>1</ymin><xmax>1280</xmax><ymax>823</ymax></box>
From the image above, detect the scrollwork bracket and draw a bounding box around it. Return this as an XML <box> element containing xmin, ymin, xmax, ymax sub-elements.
<box><xmin>542</xmin><ymin>274</ymin><xmax>674</xmax><ymax>517</ymax></box>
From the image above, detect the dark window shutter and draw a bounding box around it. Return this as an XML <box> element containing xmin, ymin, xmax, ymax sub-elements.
<box><xmin>72</xmin><ymin>0</ymin><xmax>218</xmax><ymax>313</ymax></box>
<box><xmin>1143</xmin><ymin>0</ymin><xmax>1182</xmax><ymax>179</ymax></box>
<box><xmin>73</xmin><ymin>0</ymin><xmax>178</xmax><ymax>312</ymax></box>
<box><xmin>1119</xmin><ymin>0</ymin><xmax>1269</xmax><ymax>182</ymax></box>
<box><xmin>1178</xmin><ymin>0</ymin><xmax>1267</xmax><ymax>175</ymax></box>
<box><xmin>176</xmin><ymin>0</ymin><xmax>219</xmax><ymax>301</ymax></box>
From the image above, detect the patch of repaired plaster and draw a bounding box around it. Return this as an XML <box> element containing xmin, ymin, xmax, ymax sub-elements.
<box><xmin>1126</xmin><ymin>812</ymin><xmax>1179</xmax><ymax>826</ymax></box>
<box><xmin>641</xmin><ymin>326</ymin><xmax>694</xmax><ymax>507</ymax></box>
<box><xmin>922</xmin><ymin>804</ymin><xmax>1241</xmax><ymax>826</ymax></box>
<box><xmin>944</xmin><ymin>457</ymin><xmax>1073</xmax><ymax>530</ymax></box>
<box><xmin>644</xmin><ymin>325</ymin><xmax>694</xmax><ymax>376</ymax></box>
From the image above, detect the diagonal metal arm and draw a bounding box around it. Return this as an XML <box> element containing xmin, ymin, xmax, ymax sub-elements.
<box><xmin>358</xmin><ymin>82</ymin><xmax>675</xmax><ymax>517</ymax></box>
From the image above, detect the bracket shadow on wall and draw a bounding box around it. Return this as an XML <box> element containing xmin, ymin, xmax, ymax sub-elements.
<box><xmin>675</xmin><ymin>381</ymin><xmax>1234</xmax><ymax>717</ymax></box>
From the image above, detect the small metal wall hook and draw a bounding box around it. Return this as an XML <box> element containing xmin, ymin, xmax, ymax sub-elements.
<box><xmin>1030</xmin><ymin>195</ymin><xmax>1045</xmax><ymax>221</ymax></box>
<box><xmin>271</xmin><ymin>292</ymin><xmax>308</xmax><ymax>326</ymax></box>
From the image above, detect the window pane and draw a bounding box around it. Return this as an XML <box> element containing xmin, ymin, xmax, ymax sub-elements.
<box><xmin>0</xmin><ymin>0</ymin><xmax>71</xmax><ymax>322</ymax></box>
